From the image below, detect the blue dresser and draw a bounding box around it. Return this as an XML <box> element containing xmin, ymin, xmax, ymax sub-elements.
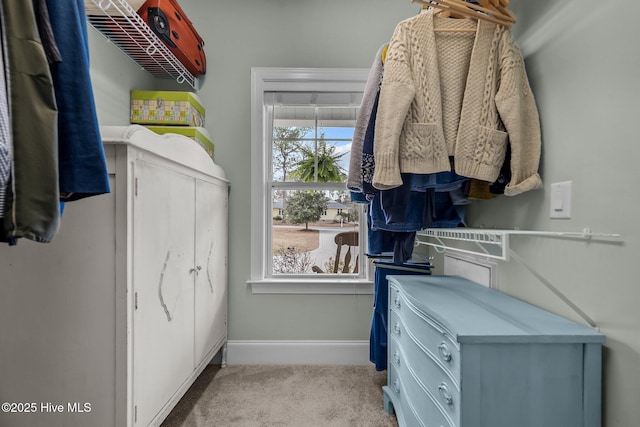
<box><xmin>383</xmin><ymin>275</ymin><xmax>605</xmax><ymax>427</ymax></box>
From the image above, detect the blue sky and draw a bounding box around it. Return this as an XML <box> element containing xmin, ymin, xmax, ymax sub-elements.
<box><xmin>320</xmin><ymin>127</ymin><xmax>354</xmax><ymax>173</ymax></box>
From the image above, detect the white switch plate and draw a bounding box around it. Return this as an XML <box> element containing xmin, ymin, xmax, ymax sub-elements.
<box><xmin>550</xmin><ymin>181</ymin><xmax>572</xmax><ymax>219</ymax></box>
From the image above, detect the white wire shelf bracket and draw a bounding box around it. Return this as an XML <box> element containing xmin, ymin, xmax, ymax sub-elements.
<box><xmin>86</xmin><ymin>0</ymin><xmax>199</xmax><ymax>90</ymax></box>
<box><xmin>415</xmin><ymin>227</ymin><xmax>622</xmax><ymax>330</ymax></box>
<box><xmin>415</xmin><ymin>228</ymin><xmax>621</xmax><ymax>261</ymax></box>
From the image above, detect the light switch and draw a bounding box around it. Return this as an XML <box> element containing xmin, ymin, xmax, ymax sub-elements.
<box><xmin>550</xmin><ymin>181</ymin><xmax>572</xmax><ymax>219</ymax></box>
<box><xmin>552</xmin><ymin>190</ymin><xmax>564</xmax><ymax>211</ymax></box>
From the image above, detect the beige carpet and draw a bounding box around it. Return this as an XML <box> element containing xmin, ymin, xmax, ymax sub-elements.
<box><xmin>161</xmin><ymin>364</ymin><xmax>398</xmax><ymax>427</ymax></box>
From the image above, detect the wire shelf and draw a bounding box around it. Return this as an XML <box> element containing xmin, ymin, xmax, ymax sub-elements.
<box><xmin>416</xmin><ymin>228</ymin><xmax>621</xmax><ymax>261</ymax></box>
<box><xmin>416</xmin><ymin>227</ymin><xmax>622</xmax><ymax>329</ymax></box>
<box><xmin>86</xmin><ymin>0</ymin><xmax>198</xmax><ymax>90</ymax></box>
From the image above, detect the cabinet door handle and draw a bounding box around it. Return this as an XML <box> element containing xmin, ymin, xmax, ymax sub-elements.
<box><xmin>394</xmin><ymin>323</ymin><xmax>401</xmax><ymax>336</ymax></box>
<box><xmin>438</xmin><ymin>382</ymin><xmax>453</xmax><ymax>406</ymax></box>
<box><xmin>394</xmin><ymin>379</ymin><xmax>400</xmax><ymax>394</ymax></box>
<box><xmin>393</xmin><ymin>351</ymin><xmax>400</xmax><ymax>366</ymax></box>
<box><xmin>438</xmin><ymin>342</ymin><xmax>452</xmax><ymax>362</ymax></box>
<box><xmin>394</xmin><ymin>294</ymin><xmax>401</xmax><ymax>308</ymax></box>
<box><xmin>158</xmin><ymin>250</ymin><xmax>174</xmax><ymax>322</ymax></box>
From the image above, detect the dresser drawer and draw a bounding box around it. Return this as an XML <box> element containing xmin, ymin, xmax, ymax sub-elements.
<box><xmin>386</xmin><ymin>365</ymin><xmax>423</xmax><ymax>427</ymax></box>
<box><xmin>390</xmin><ymin>287</ymin><xmax>460</xmax><ymax>380</ymax></box>
<box><xmin>388</xmin><ymin>352</ymin><xmax>455</xmax><ymax>427</ymax></box>
<box><xmin>390</xmin><ymin>329</ymin><xmax>460</xmax><ymax>425</ymax></box>
<box><xmin>389</xmin><ymin>284</ymin><xmax>403</xmax><ymax>312</ymax></box>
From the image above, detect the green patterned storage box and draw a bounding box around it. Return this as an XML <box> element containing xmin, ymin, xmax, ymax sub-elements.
<box><xmin>131</xmin><ymin>90</ymin><xmax>205</xmax><ymax>126</ymax></box>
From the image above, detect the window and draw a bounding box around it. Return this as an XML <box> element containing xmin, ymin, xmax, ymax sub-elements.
<box><xmin>250</xmin><ymin>68</ymin><xmax>372</xmax><ymax>294</ymax></box>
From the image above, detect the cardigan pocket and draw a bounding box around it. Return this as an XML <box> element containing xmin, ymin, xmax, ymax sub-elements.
<box><xmin>474</xmin><ymin>126</ymin><xmax>508</xmax><ymax>168</ymax></box>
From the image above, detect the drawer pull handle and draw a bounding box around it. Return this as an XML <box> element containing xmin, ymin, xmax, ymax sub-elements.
<box><xmin>393</xmin><ymin>351</ymin><xmax>400</xmax><ymax>366</ymax></box>
<box><xmin>438</xmin><ymin>342</ymin><xmax>452</xmax><ymax>362</ymax></box>
<box><xmin>394</xmin><ymin>294</ymin><xmax>401</xmax><ymax>308</ymax></box>
<box><xmin>394</xmin><ymin>323</ymin><xmax>401</xmax><ymax>336</ymax></box>
<box><xmin>394</xmin><ymin>379</ymin><xmax>400</xmax><ymax>394</ymax></box>
<box><xmin>438</xmin><ymin>382</ymin><xmax>453</xmax><ymax>406</ymax></box>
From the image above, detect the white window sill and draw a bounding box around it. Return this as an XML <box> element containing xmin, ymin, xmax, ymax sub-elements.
<box><xmin>248</xmin><ymin>278</ymin><xmax>373</xmax><ymax>294</ymax></box>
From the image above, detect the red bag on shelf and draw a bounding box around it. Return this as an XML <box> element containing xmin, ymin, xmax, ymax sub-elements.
<box><xmin>138</xmin><ymin>0</ymin><xmax>206</xmax><ymax>75</ymax></box>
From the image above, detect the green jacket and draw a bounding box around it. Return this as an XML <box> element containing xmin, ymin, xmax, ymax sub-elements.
<box><xmin>1</xmin><ymin>0</ymin><xmax>60</xmax><ymax>243</ymax></box>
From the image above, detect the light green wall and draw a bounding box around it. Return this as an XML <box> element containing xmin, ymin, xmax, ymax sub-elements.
<box><xmin>465</xmin><ymin>1</ymin><xmax>639</xmax><ymax>426</ymax></box>
<box><xmin>88</xmin><ymin>29</ymin><xmax>156</xmax><ymax>123</ymax></box>
<box><xmin>88</xmin><ymin>0</ymin><xmax>417</xmax><ymax>342</ymax></box>
<box><xmin>88</xmin><ymin>1</ymin><xmax>639</xmax><ymax>424</ymax></box>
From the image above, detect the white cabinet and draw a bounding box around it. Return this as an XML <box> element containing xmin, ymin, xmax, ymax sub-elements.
<box><xmin>0</xmin><ymin>125</ymin><xmax>228</xmax><ymax>427</ymax></box>
<box><xmin>194</xmin><ymin>179</ymin><xmax>228</xmax><ymax>364</ymax></box>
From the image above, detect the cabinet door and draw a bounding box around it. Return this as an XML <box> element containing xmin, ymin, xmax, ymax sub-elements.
<box><xmin>132</xmin><ymin>160</ymin><xmax>196</xmax><ymax>426</ymax></box>
<box><xmin>194</xmin><ymin>178</ymin><xmax>228</xmax><ymax>365</ymax></box>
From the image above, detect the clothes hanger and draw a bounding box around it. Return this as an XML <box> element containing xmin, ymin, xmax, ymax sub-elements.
<box><xmin>420</xmin><ymin>2</ymin><xmax>475</xmax><ymax>32</ymax></box>
<box><xmin>476</xmin><ymin>0</ymin><xmax>516</xmax><ymax>24</ymax></box>
<box><xmin>422</xmin><ymin>2</ymin><xmax>460</xmax><ymax>19</ymax></box>
<box><xmin>443</xmin><ymin>0</ymin><xmax>515</xmax><ymax>26</ymax></box>
<box><xmin>412</xmin><ymin>0</ymin><xmax>515</xmax><ymax>28</ymax></box>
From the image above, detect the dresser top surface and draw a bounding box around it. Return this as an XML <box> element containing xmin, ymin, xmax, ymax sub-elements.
<box><xmin>388</xmin><ymin>275</ymin><xmax>605</xmax><ymax>344</ymax></box>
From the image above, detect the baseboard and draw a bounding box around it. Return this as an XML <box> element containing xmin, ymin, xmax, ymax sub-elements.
<box><xmin>226</xmin><ymin>340</ymin><xmax>370</xmax><ymax>365</ymax></box>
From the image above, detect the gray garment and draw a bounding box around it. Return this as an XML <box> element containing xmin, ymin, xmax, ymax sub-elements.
<box><xmin>347</xmin><ymin>44</ymin><xmax>386</xmax><ymax>192</ymax></box>
<box><xmin>0</xmin><ymin>7</ymin><xmax>9</xmax><ymax>219</ymax></box>
<box><xmin>1</xmin><ymin>0</ymin><xmax>59</xmax><ymax>243</ymax></box>
<box><xmin>33</xmin><ymin>0</ymin><xmax>63</xmax><ymax>65</ymax></box>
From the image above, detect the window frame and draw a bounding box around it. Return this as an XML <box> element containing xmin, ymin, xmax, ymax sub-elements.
<box><xmin>249</xmin><ymin>67</ymin><xmax>373</xmax><ymax>294</ymax></box>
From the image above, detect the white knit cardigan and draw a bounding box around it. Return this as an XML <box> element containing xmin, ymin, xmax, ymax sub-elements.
<box><xmin>372</xmin><ymin>12</ymin><xmax>542</xmax><ymax>196</ymax></box>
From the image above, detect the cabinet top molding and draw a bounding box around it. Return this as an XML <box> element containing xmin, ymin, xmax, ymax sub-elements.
<box><xmin>100</xmin><ymin>125</ymin><xmax>227</xmax><ymax>183</ymax></box>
